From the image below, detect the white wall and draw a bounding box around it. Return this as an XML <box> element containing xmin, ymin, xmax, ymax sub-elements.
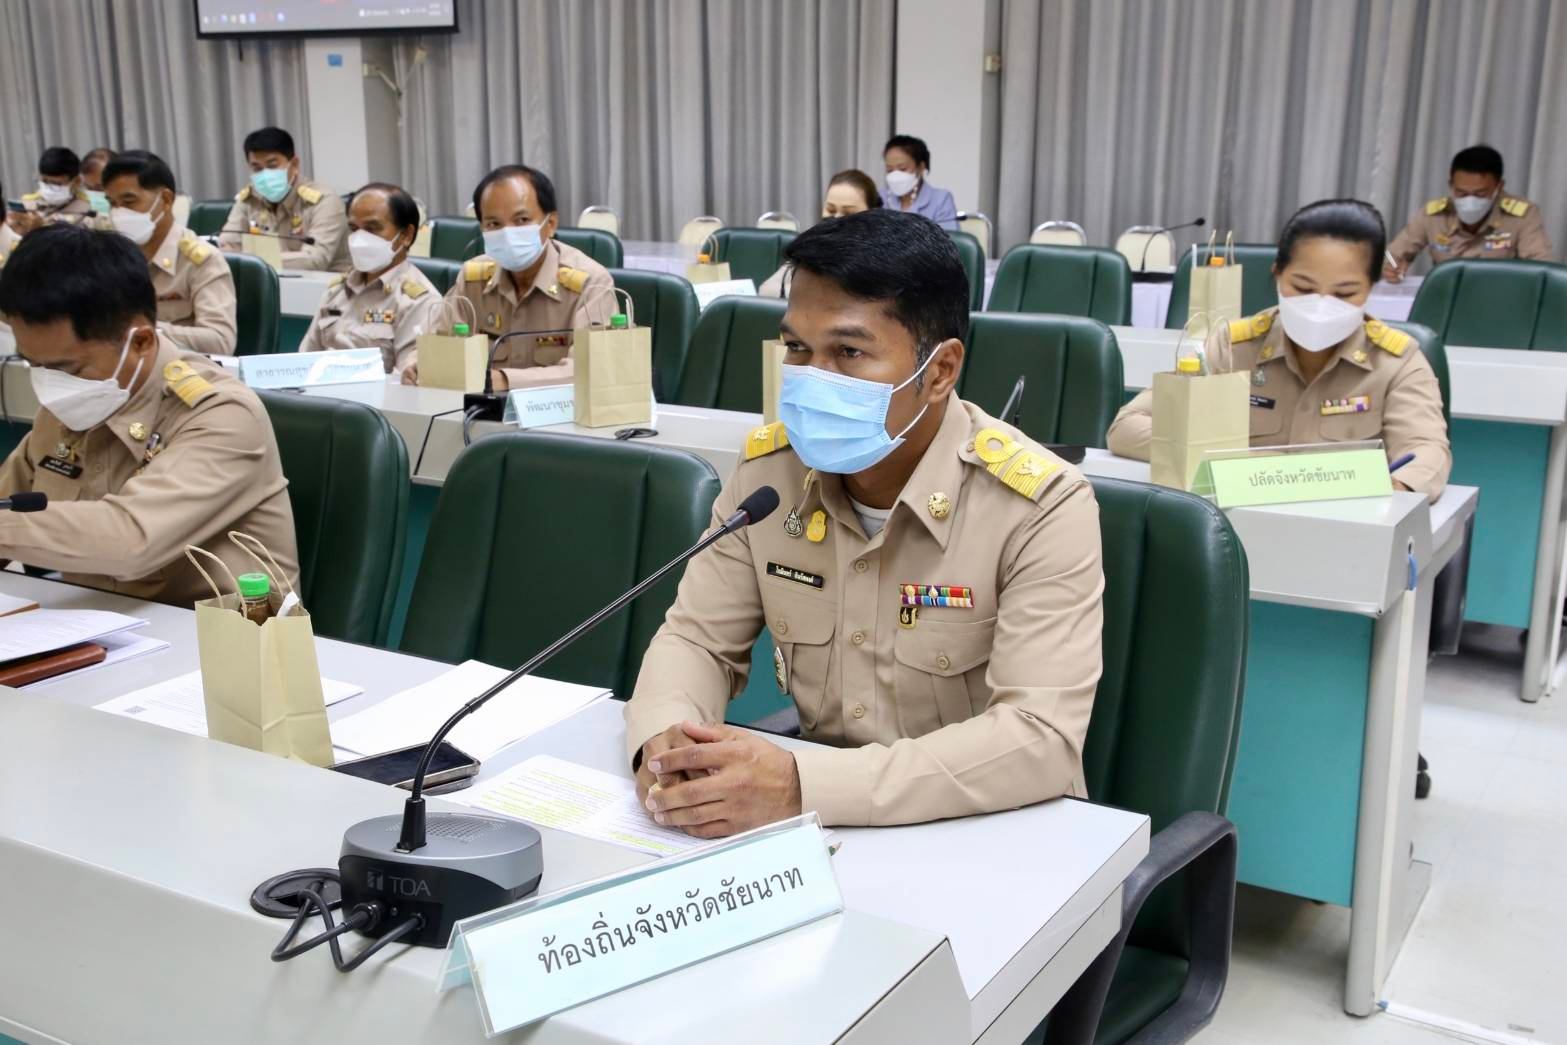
<box><xmin>302</xmin><ymin>39</ymin><xmax>370</xmax><ymax>193</ymax></box>
<box><xmin>893</xmin><ymin>0</ymin><xmax>997</xmax><ymax>214</ymax></box>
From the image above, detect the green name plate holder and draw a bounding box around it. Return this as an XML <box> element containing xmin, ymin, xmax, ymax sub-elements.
<box><xmin>1193</xmin><ymin>448</ymin><xmax>1393</xmax><ymax>508</ymax></box>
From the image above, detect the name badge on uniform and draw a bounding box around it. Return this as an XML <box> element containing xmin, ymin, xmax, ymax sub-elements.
<box><xmin>899</xmin><ymin>583</ymin><xmax>974</xmax><ymax>609</ymax></box>
<box><xmin>767</xmin><ymin>562</ymin><xmax>823</xmax><ymax>589</ymax></box>
<box><xmin>41</xmin><ymin>455</ymin><xmax>82</xmax><ymax>479</ymax></box>
<box><xmin>1321</xmin><ymin>395</ymin><xmax>1372</xmax><ymax>416</ymax></box>
<box><xmin>1249</xmin><ymin>395</ymin><xmax>1276</xmax><ymax>409</ymax></box>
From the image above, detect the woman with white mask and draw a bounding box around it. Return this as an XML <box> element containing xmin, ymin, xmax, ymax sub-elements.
<box><xmin>299</xmin><ymin>182</ymin><xmax>443</xmax><ymax>377</ymax></box>
<box><xmin>879</xmin><ymin>134</ymin><xmax>958</xmax><ymax>231</ymax></box>
<box><xmin>1109</xmin><ymin>199</ymin><xmax>1451</xmax><ymax>501</ymax></box>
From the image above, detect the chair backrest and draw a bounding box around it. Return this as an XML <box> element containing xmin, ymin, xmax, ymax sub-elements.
<box><xmin>1087</xmin><ymin>475</ymin><xmax>1249</xmax><ymax>952</ymax></box>
<box><xmin>554</xmin><ymin>226</ymin><xmax>624</xmax><ymax>269</ymax></box>
<box><xmin>256</xmin><ymin>392</ymin><xmax>409</xmax><ymax>646</ymax></box>
<box><xmin>672</xmin><ymin>296</ymin><xmax>789</xmax><ymax>410</ymax></box>
<box><xmin>577</xmin><ymin>206</ymin><xmax>620</xmax><ymax>236</ymax></box>
<box><xmin>711</xmin><ymin>228</ymin><xmax>796</xmax><ymax>288</ymax></box>
<box><xmin>1163</xmin><ymin>243</ymin><xmax>1281</xmax><ymax>328</ymax></box>
<box><xmin>1387</xmin><ymin>320</ymin><xmax>1450</xmax><ymax>423</ymax></box>
<box><xmin>401</xmin><ymin>433</ymin><xmax>721</xmax><ymax>698</ymax></box>
<box><xmin>679</xmin><ymin>216</ymin><xmax>726</xmax><ymax>247</ymax></box>
<box><xmin>947</xmin><ymin>229</ymin><xmax>986</xmax><ymax>311</ymax></box>
<box><xmin>429</xmin><ymin>216</ymin><xmax>482</xmax><ymax>262</ymax></box>
<box><xmin>957</xmin><ymin>212</ymin><xmax>993</xmax><ymax>258</ymax></box>
<box><xmin>222</xmin><ymin>252</ymin><xmax>281</xmax><ymax>356</ymax></box>
<box><xmin>609</xmin><ymin>267</ymin><xmax>702</xmax><ymax>402</ymax></box>
<box><xmin>188</xmin><ymin>199</ymin><xmax>232</xmax><ymax>237</ymax></box>
<box><xmin>756</xmin><ymin>211</ymin><xmax>799</xmax><ymax>231</ymax></box>
<box><xmin>958</xmin><ymin>313</ymin><xmax>1124</xmax><ymax>447</ymax></box>
<box><xmin>410</xmin><ymin>256</ymin><xmax>462</xmax><ymax>297</ymax></box>
<box><xmin>1408</xmin><ymin>259</ymin><xmax>1567</xmax><ymax>351</ymax></box>
<box><xmin>1115</xmin><ymin>226</ymin><xmax>1176</xmax><ymax>271</ymax></box>
<box><xmin>988</xmin><ymin>244</ymin><xmax>1132</xmax><ymax>325</ymax></box>
<box><xmin>1030</xmin><ymin>220</ymin><xmax>1087</xmax><ymax>247</ymax></box>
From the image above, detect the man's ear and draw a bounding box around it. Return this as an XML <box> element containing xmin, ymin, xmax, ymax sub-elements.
<box><xmin>925</xmin><ymin>338</ymin><xmax>964</xmax><ymax>399</ymax></box>
<box><xmin>541</xmin><ymin>212</ymin><xmax>559</xmax><ymax>240</ymax></box>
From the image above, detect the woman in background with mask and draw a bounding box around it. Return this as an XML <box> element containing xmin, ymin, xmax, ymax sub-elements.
<box><xmin>1107</xmin><ymin>198</ymin><xmax>1451</xmax><ymax>501</ymax></box>
<box><xmin>881</xmin><ymin>134</ymin><xmax>958</xmax><ymax>230</ymax></box>
<box><xmin>300</xmin><ymin>182</ymin><xmax>443</xmax><ymax>377</ymax></box>
<box><xmin>758</xmin><ymin>169</ymin><xmax>881</xmax><ymax>297</ymax></box>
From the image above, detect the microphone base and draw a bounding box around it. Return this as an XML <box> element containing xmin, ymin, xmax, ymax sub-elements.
<box><xmin>464</xmin><ymin>392</ymin><xmax>508</xmax><ymax>423</ymax></box>
<box><xmin>339</xmin><ymin>812</ymin><xmax>543</xmax><ymax>947</ymax></box>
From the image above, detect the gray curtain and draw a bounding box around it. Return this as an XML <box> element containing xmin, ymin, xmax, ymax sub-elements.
<box><xmin>0</xmin><ymin>1</ymin><xmax>307</xmax><ymax>205</ymax></box>
<box><xmin>394</xmin><ymin>0</ymin><xmax>895</xmax><ymax>240</ymax></box>
<box><xmin>994</xmin><ymin>0</ymin><xmax>1567</xmax><ymax>258</ymax></box>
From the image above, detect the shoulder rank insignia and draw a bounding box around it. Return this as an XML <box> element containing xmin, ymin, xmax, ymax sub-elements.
<box><xmin>1363</xmin><ymin>318</ymin><xmax>1410</xmax><ymax>357</ymax></box>
<box><xmin>1228</xmin><ymin>311</ymin><xmax>1274</xmax><ymax>344</ymax></box>
<box><xmin>557</xmin><ymin>265</ymin><xmax>588</xmax><ymax>294</ymax></box>
<box><xmin>970</xmin><ymin>427</ymin><xmax>1059</xmax><ymax>500</ymax></box>
<box><xmin>163</xmin><ymin>359</ymin><xmax>215</xmax><ymax>408</ymax></box>
<box><xmin>402</xmin><ymin>278</ymin><xmax>429</xmax><ymax>299</ymax></box>
<box><xmin>177</xmin><ymin>234</ymin><xmax>211</xmax><ymax>264</ymax></box>
<box><xmin>296</xmin><ymin>184</ymin><xmax>323</xmax><ymax>205</ymax></box>
<box><xmin>235</xmin><ymin>186</ymin><xmax>251</xmax><ymax>202</ymax></box>
<box><xmin>1425</xmin><ymin>196</ymin><xmax>1450</xmax><ymax>215</ymax></box>
<box><xmin>464</xmin><ymin>258</ymin><xmax>497</xmax><ymax>284</ymax></box>
<box><xmin>744</xmin><ymin>421</ymin><xmax>791</xmax><ymax>461</ymax></box>
<box><xmin>328</xmin><ymin>276</ymin><xmax>345</xmax><ymax>290</ymax></box>
<box><xmin>1500</xmin><ymin>197</ymin><xmax>1530</xmax><ymax>218</ymax></box>
<box><xmin>20</xmin><ymin>191</ymin><xmax>40</xmax><ymax>202</ymax></box>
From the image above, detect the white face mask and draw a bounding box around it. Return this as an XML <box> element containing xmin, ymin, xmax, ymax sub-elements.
<box><xmin>30</xmin><ymin>327</ymin><xmax>148</xmax><ymax>432</ymax></box>
<box><xmin>1452</xmin><ymin>192</ymin><xmax>1495</xmax><ymax>226</ymax></box>
<box><xmin>885</xmin><ymin>169</ymin><xmax>919</xmax><ymax>198</ymax></box>
<box><xmin>348</xmin><ymin>228</ymin><xmax>400</xmax><ymax>273</ymax></box>
<box><xmin>36</xmin><ymin>181</ymin><xmax>72</xmax><ymax>207</ymax></box>
<box><xmin>1275</xmin><ymin>286</ymin><xmax>1364</xmax><ymax>353</ymax></box>
<box><xmin>109</xmin><ymin>199</ymin><xmax>164</xmax><ymax>246</ymax></box>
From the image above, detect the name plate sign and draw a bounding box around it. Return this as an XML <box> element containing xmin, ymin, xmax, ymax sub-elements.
<box><xmin>503</xmin><ymin>383</ymin><xmax>576</xmax><ymax>429</ymax></box>
<box><xmin>238</xmin><ymin>349</ymin><xmax>385</xmax><ymax>390</ymax></box>
<box><xmin>1200</xmin><ymin>448</ymin><xmax>1393</xmax><ymax>508</ymax></box>
<box><xmin>692</xmin><ymin>278</ymin><xmax>757</xmax><ymax>311</ymax></box>
<box><xmin>439</xmin><ymin>815</ymin><xmax>841</xmax><ymax>1035</ymax></box>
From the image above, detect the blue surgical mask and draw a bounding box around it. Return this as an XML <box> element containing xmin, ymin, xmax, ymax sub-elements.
<box><xmin>250</xmin><ymin>167</ymin><xmax>291</xmax><ymax>204</ymax></box>
<box><xmin>778</xmin><ymin>348</ymin><xmax>942</xmax><ymax>474</ymax></box>
<box><xmin>84</xmin><ymin>189</ymin><xmax>110</xmax><ymax>215</ymax></box>
<box><xmin>483</xmin><ymin>224</ymin><xmax>546</xmax><ymax>271</ymax></box>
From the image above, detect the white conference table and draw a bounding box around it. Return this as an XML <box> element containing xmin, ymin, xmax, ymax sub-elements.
<box><xmin>277</xmin><ymin>268</ymin><xmax>341</xmax><ymax>318</ymax></box>
<box><xmin>0</xmin><ymin>572</ymin><xmax>1147</xmax><ymax>1044</ymax></box>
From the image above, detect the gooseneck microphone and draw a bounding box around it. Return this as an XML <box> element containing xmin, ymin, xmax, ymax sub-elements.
<box><xmin>215</xmin><ymin>224</ymin><xmax>317</xmax><ymax>245</ymax></box>
<box><xmin>0</xmin><ymin>492</ymin><xmax>47</xmax><ymax>512</ymax></box>
<box><xmin>463</xmin><ymin>327</ymin><xmax>577</xmax><ymax>431</ymax></box>
<box><xmin>1139</xmin><ymin>216</ymin><xmax>1206</xmax><ymax>273</ymax></box>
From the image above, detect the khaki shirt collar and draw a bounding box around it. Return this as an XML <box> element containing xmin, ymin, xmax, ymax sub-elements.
<box><xmin>149</xmin><ymin>222</ymin><xmax>183</xmax><ymax>277</ymax></box>
<box><xmin>347</xmin><ymin>257</ymin><xmax>408</xmax><ymax>296</ymax></box>
<box><xmin>107</xmin><ymin>335</ymin><xmax>183</xmax><ymax>456</ymax></box>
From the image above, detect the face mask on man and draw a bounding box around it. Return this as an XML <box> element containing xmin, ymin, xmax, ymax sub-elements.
<box><xmin>250</xmin><ymin>167</ymin><xmax>291</xmax><ymax>204</ymax></box>
<box><xmin>1452</xmin><ymin>192</ymin><xmax>1495</xmax><ymax>226</ymax></box>
<box><xmin>348</xmin><ymin>228</ymin><xmax>403</xmax><ymax>273</ymax></box>
<box><xmin>110</xmin><ymin>198</ymin><xmax>165</xmax><ymax>246</ymax></box>
<box><xmin>1275</xmin><ymin>285</ymin><xmax>1363</xmax><ymax>353</ymax></box>
<box><xmin>85</xmin><ymin>189</ymin><xmax>110</xmax><ymax>215</ymax></box>
<box><xmin>885</xmin><ymin>169</ymin><xmax>919</xmax><ymax>198</ymax></box>
<box><xmin>35</xmin><ymin>181</ymin><xmax>73</xmax><ymax>207</ymax></box>
<box><xmin>483</xmin><ymin>224</ymin><xmax>546</xmax><ymax>272</ymax></box>
<box><xmin>31</xmin><ymin>326</ymin><xmax>147</xmax><ymax>432</ymax></box>
<box><xmin>777</xmin><ymin>346</ymin><xmax>944</xmax><ymax>474</ymax></box>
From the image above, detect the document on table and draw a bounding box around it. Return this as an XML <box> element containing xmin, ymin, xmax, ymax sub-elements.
<box><xmin>328</xmin><ymin>661</ymin><xmax>610</xmax><ymax>760</ymax></box>
<box><xmin>0</xmin><ymin>592</ymin><xmax>39</xmax><ymax>618</ymax></box>
<box><xmin>22</xmin><ymin>630</ymin><xmax>170</xmax><ymax>688</ymax></box>
<box><xmin>0</xmin><ymin>608</ymin><xmax>147</xmax><ymax>661</ymax></box>
<box><xmin>449</xmin><ymin>755</ymin><xmax>705</xmax><ymax>857</ymax></box>
<box><xmin>95</xmin><ymin>671</ymin><xmax>363</xmax><ymax>737</ymax></box>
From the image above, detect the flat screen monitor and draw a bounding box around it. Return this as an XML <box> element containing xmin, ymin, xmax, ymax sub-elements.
<box><xmin>195</xmin><ymin>1</ymin><xmax>457</xmax><ymax>38</ymax></box>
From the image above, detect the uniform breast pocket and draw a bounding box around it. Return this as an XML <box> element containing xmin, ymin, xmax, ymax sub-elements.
<box><xmin>766</xmin><ymin>589</ymin><xmax>836</xmax><ymax>732</ymax></box>
<box><xmin>156</xmin><ymin>295</ymin><xmax>192</xmax><ymax>323</ymax></box>
<box><xmin>1318</xmin><ymin>408</ymin><xmax>1383</xmax><ymax>443</ymax></box>
<box><xmin>535</xmin><ymin>344</ymin><xmax>569</xmax><ymax>366</ymax></box>
<box><xmin>892</xmin><ymin>617</ymin><xmax>996</xmax><ymax>738</ymax></box>
<box><xmin>1249</xmin><ymin>390</ymin><xmax>1285</xmax><ymax>440</ymax></box>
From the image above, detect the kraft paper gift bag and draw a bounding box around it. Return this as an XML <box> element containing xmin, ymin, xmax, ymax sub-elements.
<box><xmin>185</xmin><ymin>533</ymin><xmax>333</xmax><ymax>768</ymax></box>
<box><xmin>574</xmin><ymin>288</ymin><xmax>652</xmax><ymax>428</ymax></box>
<box><xmin>1150</xmin><ymin>368</ymin><xmax>1251</xmax><ymax>491</ymax></box>
<box><xmin>761</xmin><ymin>339</ymin><xmax>788</xmax><ymax>425</ymax></box>
<box><xmin>686</xmin><ymin>236</ymin><xmax>731</xmax><ymax>284</ymax></box>
<box><xmin>241</xmin><ymin>232</ymin><xmax>284</xmax><ymax>272</ymax></box>
<box><xmin>416</xmin><ymin>295</ymin><xmax>489</xmax><ymax>392</ymax></box>
<box><xmin>1186</xmin><ymin>231</ymin><xmax>1243</xmax><ymax>339</ymax></box>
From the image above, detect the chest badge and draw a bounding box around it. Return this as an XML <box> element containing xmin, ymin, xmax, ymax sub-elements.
<box><xmin>1352</xmin><ymin>348</ymin><xmax>1369</xmax><ymax>365</ymax></box>
<box><xmin>900</xmin><ymin>583</ymin><xmax>974</xmax><ymax>608</ymax></box>
<box><xmin>898</xmin><ymin>605</ymin><xmax>919</xmax><ymax>629</ymax></box>
<box><xmin>1253</xmin><ymin>369</ymin><xmax>1267</xmax><ymax>387</ymax></box>
<box><xmin>1321</xmin><ymin>395</ymin><xmax>1373</xmax><ymax>416</ymax></box>
<box><xmin>783</xmin><ymin>508</ymin><xmax>804</xmax><ymax>537</ymax></box>
<box><xmin>773</xmin><ymin>646</ymin><xmax>788</xmax><ymax>694</ymax></box>
<box><xmin>806</xmin><ymin>510</ymin><xmax>827</xmax><ymax>543</ymax></box>
<box><xmin>926</xmin><ymin>492</ymin><xmax>951</xmax><ymax>519</ymax></box>
<box><xmin>128</xmin><ymin>421</ymin><xmax>148</xmax><ymax>442</ymax></box>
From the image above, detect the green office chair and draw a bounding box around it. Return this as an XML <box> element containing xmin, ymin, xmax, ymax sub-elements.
<box><xmin>1043</xmin><ymin>477</ymin><xmax>1248</xmax><ymax>1045</ymax></box>
<box><xmin>958</xmin><ymin>314</ymin><xmax>1124</xmax><ymax>447</ymax></box>
<box><xmin>257</xmin><ymin>392</ymin><xmax>409</xmax><ymax>646</ymax></box>
<box><xmin>428</xmin><ymin>216</ymin><xmax>483</xmax><ymax>262</ymax></box>
<box><xmin>710</xmin><ymin>228</ymin><xmax>796</xmax><ymax>287</ymax></box>
<box><xmin>989</xmin><ymin>245</ymin><xmax>1132</xmax><ymax>326</ymax></box>
<box><xmin>555</xmin><ymin>226</ymin><xmax>625</xmax><ymax>268</ymax></box>
<box><xmin>1385</xmin><ymin>320</ymin><xmax>1449</xmax><ymax>422</ymax></box>
<box><xmin>948</xmin><ymin>229</ymin><xmax>986</xmax><ymax>311</ymax></box>
<box><xmin>400</xmin><ymin>433</ymin><xmax>721</xmax><ymax>698</ymax></box>
<box><xmin>672</xmin><ymin>296</ymin><xmax>788</xmax><ymax>411</ymax></box>
<box><xmin>1163</xmin><ymin>244</ymin><xmax>1280</xmax><ymax>327</ymax></box>
<box><xmin>410</xmin><ymin>256</ymin><xmax>462</xmax><ymax>297</ymax></box>
<box><xmin>221</xmin><ymin>252</ymin><xmax>281</xmax><ymax>356</ymax></box>
<box><xmin>610</xmin><ymin>268</ymin><xmax>701</xmax><ymax>402</ymax></box>
<box><xmin>187</xmin><ymin>199</ymin><xmax>234</xmax><ymax>237</ymax></box>
<box><xmin>1409</xmin><ymin>259</ymin><xmax>1567</xmax><ymax>350</ymax></box>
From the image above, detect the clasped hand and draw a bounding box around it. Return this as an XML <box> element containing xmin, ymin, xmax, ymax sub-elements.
<box><xmin>634</xmin><ymin>721</ymin><xmax>802</xmax><ymax>839</ymax></box>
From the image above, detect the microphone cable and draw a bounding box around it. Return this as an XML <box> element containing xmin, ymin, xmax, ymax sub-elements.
<box><xmin>259</xmin><ymin>872</ymin><xmax>423</xmax><ymax>973</ymax></box>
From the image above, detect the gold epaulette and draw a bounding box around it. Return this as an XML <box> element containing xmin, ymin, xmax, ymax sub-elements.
<box><xmin>328</xmin><ymin>276</ymin><xmax>345</xmax><ymax>289</ymax></box>
<box><xmin>970</xmin><ymin>428</ymin><xmax>1060</xmax><ymax>501</ymax></box>
<box><xmin>1425</xmin><ymin>197</ymin><xmax>1449</xmax><ymax>215</ymax></box>
<box><xmin>744</xmin><ymin>422</ymin><xmax>791</xmax><ymax>461</ymax></box>
<box><xmin>235</xmin><ymin>186</ymin><xmax>251</xmax><ymax>202</ymax></box>
<box><xmin>177</xmin><ymin>233</ymin><xmax>212</xmax><ymax>265</ymax></box>
<box><xmin>558</xmin><ymin>265</ymin><xmax>588</xmax><ymax>293</ymax></box>
<box><xmin>163</xmin><ymin>359</ymin><xmax>215</xmax><ymax>408</ymax></box>
<box><xmin>464</xmin><ymin>258</ymin><xmax>497</xmax><ymax>284</ymax></box>
<box><xmin>20</xmin><ymin>192</ymin><xmax>39</xmax><ymax>202</ymax></box>
<box><xmin>1228</xmin><ymin>311</ymin><xmax>1274</xmax><ymax>344</ymax></box>
<box><xmin>402</xmin><ymin>278</ymin><xmax>429</xmax><ymax>299</ymax></box>
<box><xmin>297</xmin><ymin>184</ymin><xmax>323</xmax><ymax>205</ymax></box>
<box><xmin>1500</xmin><ymin>197</ymin><xmax>1530</xmax><ymax>218</ymax></box>
<box><xmin>1364</xmin><ymin>319</ymin><xmax>1410</xmax><ymax>357</ymax></box>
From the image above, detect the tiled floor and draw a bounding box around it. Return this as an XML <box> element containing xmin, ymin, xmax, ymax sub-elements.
<box><xmin>1206</xmin><ymin>626</ymin><xmax>1566</xmax><ymax>1044</ymax></box>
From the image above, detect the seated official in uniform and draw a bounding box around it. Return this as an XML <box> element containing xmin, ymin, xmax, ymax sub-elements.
<box><xmin>1110</xmin><ymin>199</ymin><xmax>1451</xmax><ymax>501</ymax></box>
<box><xmin>7</xmin><ymin>147</ymin><xmax>94</xmax><ymax>236</ymax></box>
<box><xmin>625</xmin><ymin>210</ymin><xmax>1104</xmax><ymax>834</ymax></box>
<box><xmin>1384</xmin><ymin>144</ymin><xmax>1554</xmax><ymax>280</ymax></box>
<box><xmin>405</xmin><ymin>164</ymin><xmax>614</xmax><ymax>390</ymax></box>
<box><xmin>80</xmin><ymin>147</ymin><xmax>116</xmax><ymax>214</ymax></box>
<box><xmin>217</xmin><ymin>126</ymin><xmax>348</xmax><ymax>272</ymax></box>
<box><xmin>0</xmin><ymin>176</ymin><xmax>19</xmax><ymax>268</ymax></box>
<box><xmin>0</xmin><ymin>225</ymin><xmax>299</xmax><ymax>606</ymax></box>
<box><xmin>300</xmin><ymin>182</ymin><xmax>443</xmax><ymax>377</ymax></box>
<box><xmin>758</xmin><ymin>169</ymin><xmax>882</xmax><ymax>297</ymax></box>
<box><xmin>880</xmin><ymin>134</ymin><xmax>958</xmax><ymax>231</ymax></box>
<box><xmin>102</xmin><ymin>150</ymin><xmax>238</xmax><ymax>356</ymax></box>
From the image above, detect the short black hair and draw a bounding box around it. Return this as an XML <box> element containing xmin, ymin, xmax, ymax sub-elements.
<box><xmin>0</xmin><ymin>225</ymin><xmax>156</xmax><ymax>342</ymax></box>
<box><xmin>350</xmin><ymin>182</ymin><xmax>422</xmax><ymax>234</ymax></box>
<box><xmin>1451</xmin><ymin>144</ymin><xmax>1504</xmax><ymax>181</ymax></box>
<box><xmin>1275</xmin><ymin>199</ymin><xmax>1387</xmax><ymax>284</ymax></box>
<box><xmin>472</xmin><ymin>164</ymin><xmax>558</xmax><ymax>218</ymax></box>
<box><xmin>39</xmin><ymin>147</ymin><xmax>81</xmax><ymax>179</ymax></box>
<box><xmin>101</xmin><ymin>149</ymin><xmax>177</xmax><ymax>195</ymax></box>
<box><xmin>783</xmin><ymin>209</ymin><xmax>968</xmax><ymax>363</ymax></box>
<box><xmin>884</xmin><ymin>134</ymin><xmax>931</xmax><ymax>170</ymax></box>
<box><xmin>243</xmin><ymin>126</ymin><xmax>296</xmax><ymax>159</ymax></box>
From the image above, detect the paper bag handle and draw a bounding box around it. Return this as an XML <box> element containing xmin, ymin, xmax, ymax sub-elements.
<box><xmin>226</xmin><ymin>531</ymin><xmax>299</xmax><ymax>600</ymax></box>
<box><xmin>1176</xmin><ymin>311</ymin><xmax>1222</xmax><ymax>374</ymax></box>
<box><xmin>698</xmin><ymin>233</ymin><xmax>720</xmax><ymax>261</ymax></box>
<box><xmin>1222</xmin><ymin>231</ymin><xmax>1235</xmax><ymax>266</ymax></box>
<box><xmin>183</xmin><ymin>544</ymin><xmax>241</xmax><ymax>603</ymax></box>
<box><xmin>580</xmin><ymin>285</ymin><xmax>635</xmax><ymax>328</ymax></box>
<box><xmin>440</xmin><ymin>293</ymin><xmax>478</xmax><ymax>336</ymax></box>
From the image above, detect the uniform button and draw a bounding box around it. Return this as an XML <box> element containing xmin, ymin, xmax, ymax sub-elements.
<box><xmin>854</xmin><ymin>559</ymin><xmax>868</xmax><ymax>573</ymax></box>
<box><xmin>851</xmin><ymin>630</ymin><xmax>865</xmax><ymax>645</ymax></box>
<box><xmin>852</xmin><ymin>703</ymin><xmax>866</xmax><ymax>719</ymax></box>
<box><xmin>776</xmin><ymin>619</ymin><xmax>789</xmax><ymax>637</ymax></box>
<box><xmin>936</xmin><ymin>653</ymin><xmax>951</xmax><ymax>671</ymax></box>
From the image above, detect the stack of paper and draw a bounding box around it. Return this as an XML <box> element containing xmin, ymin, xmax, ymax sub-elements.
<box><xmin>96</xmin><ymin>671</ymin><xmax>364</xmax><ymax>736</ymax></box>
<box><xmin>0</xmin><ymin>608</ymin><xmax>149</xmax><ymax>661</ymax></box>
<box><xmin>23</xmin><ymin>630</ymin><xmax>170</xmax><ymax>689</ymax></box>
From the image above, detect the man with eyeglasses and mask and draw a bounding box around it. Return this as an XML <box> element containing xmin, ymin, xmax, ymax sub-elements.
<box><xmin>1383</xmin><ymin>144</ymin><xmax>1554</xmax><ymax>281</ymax></box>
<box><xmin>622</xmin><ymin>209</ymin><xmax>1104</xmax><ymax>836</ymax></box>
<box><xmin>0</xmin><ymin>225</ymin><xmax>297</xmax><ymax>606</ymax></box>
<box><xmin>102</xmin><ymin>150</ymin><xmax>237</xmax><ymax>356</ymax></box>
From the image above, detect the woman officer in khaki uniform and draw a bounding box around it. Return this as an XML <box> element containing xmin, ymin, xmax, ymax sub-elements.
<box><xmin>1109</xmin><ymin>199</ymin><xmax>1451</xmax><ymax>502</ymax></box>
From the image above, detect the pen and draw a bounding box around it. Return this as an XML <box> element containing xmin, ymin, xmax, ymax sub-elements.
<box><xmin>1388</xmin><ymin>452</ymin><xmax>1415</xmax><ymax>473</ymax></box>
<box><xmin>1384</xmin><ymin>250</ymin><xmax>1401</xmax><ymax>273</ymax></box>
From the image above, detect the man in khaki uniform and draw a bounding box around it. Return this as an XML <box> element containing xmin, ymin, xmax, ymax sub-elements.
<box><xmin>217</xmin><ymin>126</ymin><xmax>348</xmax><ymax>272</ymax></box>
<box><xmin>625</xmin><ymin>210</ymin><xmax>1103</xmax><ymax>835</ymax></box>
<box><xmin>0</xmin><ymin>225</ymin><xmax>298</xmax><ymax>606</ymax></box>
<box><xmin>103</xmin><ymin>151</ymin><xmax>237</xmax><ymax>356</ymax></box>
<box><xmin>411</xmin><ymin>164</ymin><xmax>613</xmax><ymax>390</ymax></box>
<box><xmin>8</xmin><ymin>147</ymin><xmax>95</xmax><ymax>236</ymax></box>
<box><xmin>1385</xmin><ymin>144</ymin><xmax>1554</xmax><ymax>279</ymax></box>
